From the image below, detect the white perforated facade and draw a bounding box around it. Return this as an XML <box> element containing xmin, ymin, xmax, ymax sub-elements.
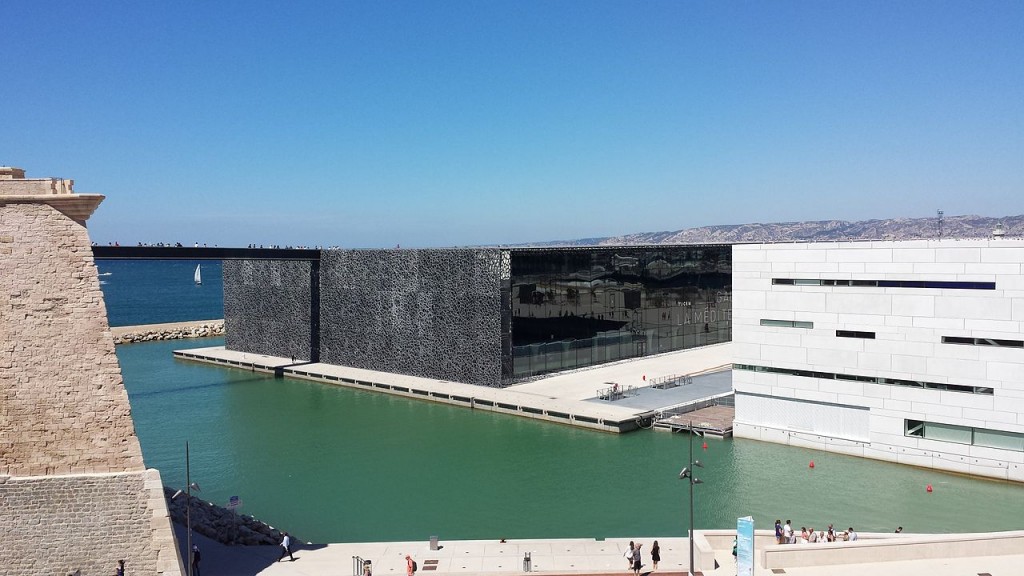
<box><xmin>732</xmin><ymin>239</ymin><xmax>1024</xmax><ymax>482</ymax></box>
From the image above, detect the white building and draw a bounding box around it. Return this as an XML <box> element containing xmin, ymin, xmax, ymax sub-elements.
<box><xmin>732</xmin><ymin>239</ymin><xmax>1024</xmax><ymax>482</ymax></box>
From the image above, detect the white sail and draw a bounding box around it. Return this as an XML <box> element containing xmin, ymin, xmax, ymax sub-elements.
<box><xmin>194</xmin><ymin>264</ymin><xmax>202</xmax><ymax>285</ymax></box>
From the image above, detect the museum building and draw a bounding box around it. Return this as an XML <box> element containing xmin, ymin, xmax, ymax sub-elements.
<box><xmin>731</xmin><ymin>239</ymin><xmax>1024</xmax><ymax>482</ymax></box>
<box><xmin>224</xmin><ymin>245</ymin><xmax>732</xmax><ymax>387</ymax></box>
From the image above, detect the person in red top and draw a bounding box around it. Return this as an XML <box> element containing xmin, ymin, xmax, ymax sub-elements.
<box><xmin>406</xmin><ymin>555</ymin><xmax>415</xmax><ymax>576</ymax></box>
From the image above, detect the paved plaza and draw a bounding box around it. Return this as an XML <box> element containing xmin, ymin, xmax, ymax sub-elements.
<box><xmin>176</xmin><ymin>524</ymin><xmax>1024</xmax><ymax>576</ymax></box>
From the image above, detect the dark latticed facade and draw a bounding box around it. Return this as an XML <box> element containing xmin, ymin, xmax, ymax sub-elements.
<box><xmin>223</xmin><ymin>245</ymin><xmax>731</xmax><ymax>387</ymax></box>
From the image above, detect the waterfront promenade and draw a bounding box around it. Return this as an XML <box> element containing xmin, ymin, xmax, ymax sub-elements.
<box><xmin>176</xmin><ymin>524</ymin><xmax>1024</xmax><ymax>576</ymax></box>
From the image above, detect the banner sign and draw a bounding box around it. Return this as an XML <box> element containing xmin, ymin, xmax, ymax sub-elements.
<box><xmin>737</xmin><ymin>516</ymin><xmax>755</xmax><ymax>576</ymax></box>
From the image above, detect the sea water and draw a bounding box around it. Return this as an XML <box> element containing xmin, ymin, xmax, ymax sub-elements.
<box><xmin>96</xmin><ymin>259</ymin><xmax>223</xmax><ymax>327</ymax></box>
<box><xmin>105</xmin><ymin>261</ymin><xmax>1024</xmax><ymax>543</ymax></box>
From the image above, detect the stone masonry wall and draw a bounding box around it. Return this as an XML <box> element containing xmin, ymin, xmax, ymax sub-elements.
<box><xmin>0</xmin><ymin>470</ymin><xmax>181</xmax><ymax>576</ymax></box>
<box><xmin>0</xmin><ymin>202</ymin><xmax>143</xmax><ymax>475</ymax></box>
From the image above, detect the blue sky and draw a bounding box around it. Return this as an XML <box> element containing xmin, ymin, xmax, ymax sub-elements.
<box><xmin>2</xmin><ymin>1</ymin><xmax>1022</xmax><ymax>248</ymax></box>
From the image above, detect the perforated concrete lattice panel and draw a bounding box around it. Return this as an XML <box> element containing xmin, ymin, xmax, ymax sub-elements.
<box><xmin>319</xmin><ymin>249</ymin><xmax>506</xmax><ymax>386</ymax></box>
<box><xmin>224</xmin><ymin>259</ymin><xmax>315</xmax><ymax>361</ymax></box>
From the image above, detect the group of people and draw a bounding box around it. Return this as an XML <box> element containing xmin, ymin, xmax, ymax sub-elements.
<box><xmin>774</xmin><ymin>519</ymin><xmax>858</xmax><ymax>544</ymax></box>
<box><xmin>623</xmin><ymin>541</ymin><xmax>661</xmax><ymax>575</ymax></box>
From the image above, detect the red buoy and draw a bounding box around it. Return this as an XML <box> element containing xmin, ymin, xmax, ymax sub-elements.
<box><xmin>702</xmin><ymin>441</ymin><xmax>708</xmax><ymax>451</ymax></box>
<box><xmin>926</xmin><ymin>484</ymin><xmax>933</xmax><ymax>493</ymax></box>
<box><xmin>809</xmin><ymin>460</ymin><xmax>815</xmax><ymax>468</ymax></box>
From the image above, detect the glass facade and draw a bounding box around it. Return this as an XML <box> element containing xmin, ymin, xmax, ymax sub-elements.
<box><xmin>505</xmin><ymin>245</ymin><xmax>731</xmax><ymax>380</ymax></box>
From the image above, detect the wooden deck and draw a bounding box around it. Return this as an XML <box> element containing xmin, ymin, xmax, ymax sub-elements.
<box><xmin>655</xmin><ymin>405</ymin><xmax>734</xmax><ymax>437</ymax></box>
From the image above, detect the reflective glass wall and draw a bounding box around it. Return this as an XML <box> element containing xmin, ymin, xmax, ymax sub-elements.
<box><xmin>506</xmin><ymin>246</ymin><xmax>731</xmax><ymax>380</ymax></box>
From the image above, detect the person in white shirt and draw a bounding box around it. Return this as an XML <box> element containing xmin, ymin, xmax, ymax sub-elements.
<box><xmin>783</xmin><ymin>520</ymin><xmax>794</xmax><ymax>544</ymax></box>
<box><xmin>847</xmin><ymin>527</ymin><xmax>858</xmax><ymax>541</ymax></box>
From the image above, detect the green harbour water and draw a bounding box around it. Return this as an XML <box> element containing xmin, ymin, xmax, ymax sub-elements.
<box><xmin>119</xmin><ymin>338</ymin><xmax>1024</xmax><ymax>544</ymax></box>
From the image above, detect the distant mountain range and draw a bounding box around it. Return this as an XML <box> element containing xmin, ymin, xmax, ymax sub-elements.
<box><xmin>527</xmin><ymin>214</ymin><xmax>1024</xmax><ymax>246</ymax></box>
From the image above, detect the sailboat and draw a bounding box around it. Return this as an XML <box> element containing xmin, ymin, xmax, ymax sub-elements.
<box><xmin>194</xmin><ymin>264</ymin><xmax>202</xmax><ymax>285</ymax></box>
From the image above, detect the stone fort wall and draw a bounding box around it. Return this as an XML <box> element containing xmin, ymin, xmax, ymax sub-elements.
<box><xmin>0</xmin><ymin>168</ymin><xmax>182</xmax><ymax>575</ymax></box>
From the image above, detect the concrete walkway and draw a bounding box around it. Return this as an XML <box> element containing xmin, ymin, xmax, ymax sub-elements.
<box><xmin>177</xmin><ymin>524</ymin><xmax>1024</xmax><ymax>576</ymax></box>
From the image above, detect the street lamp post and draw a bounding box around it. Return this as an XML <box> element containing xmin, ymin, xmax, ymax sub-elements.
<box><xmin>679</xmin><ymin>421</ymin><xmax>704</xmax><ymax>576</ymax></box>
<box><xmin>172</xmin><ymin>442</ymin><xmax>201</xmax><ymax>576</ymax></box>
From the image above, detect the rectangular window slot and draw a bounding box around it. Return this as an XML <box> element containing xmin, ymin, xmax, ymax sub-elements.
<box><xmin>773</xmin><ymin>278</ymin><xmax>995</xmax><ymax>290</ymax></box>
<box><xmin>430</xmin><ymin>392</ymin><xmax>450</xmax><ymax>400</ymax></box>
<box><xmin>451</xmin><ymin>396</ymin><xmax>471</xmax><ymax>403</ymax></box>
<box><xmin>760</xmin><ymin>319</ymin><xmax>813</xmax><ymax>329</ymax></box>
<box><xmin>837</xmin><ymin>330</ymin><xmax>875</xmax><ymax>339</ymax></box>
<box><xmin>412</xmin><ymin>389</ymin><xmax>429</xmax><ymax>396</ymax></box>
<box><xmin>943</xmin><ymin>336</ymin><xmax>1024</xmax><ymax>348</ymax></box>
<box><xmin>497</xmin><ymin>403</ymin><xmax>519</xmax><ymax>411</ymax></box>
<box><xmin>373</xmin><ymin>383</ymin><xmax>390</xmax><ymax>389</ymax></box>
<box><xmin>734</xmin><ymin>364</ymin><xmax>992</xmax><ymax>395</ymax></box>
<box><xmin>573</xmin><ymin>415</ymin><xmax>599</xmax><ymax>424</ymax></box>
<box><xmin>522</xmin><ymin>407</ymin><xmax>543</xmax><ymax>414</ymax></box>
<box><xmin>392</xmin><ymin>386</ymin><xmax>409</xmax><ymax>393</ymax></box>
<box><xmin>474</xmin><ymin>399</ymin><xmax>494</xmax><ymax>406</ymax></box>
<box><xmin>547</xmin><ymin>411</ymin><xmax>570</xmax><ymax>419</ymax></box>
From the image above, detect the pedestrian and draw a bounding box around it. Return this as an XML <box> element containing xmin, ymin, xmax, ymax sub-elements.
<box><xmin>826</xmin><ymin>524</ymin><xmax>836</xmax><ymax>542</ymax></box>
<box><xmin>732</xmin><ymin>537</ymin><xmax>737</xmax><ymax>560</ymax></box>
<box><xmin>774</xmin><ymin>520</ymin><xmax>783</xmax><ymax>544</ymax></box>
<box><xmin>115</xmin><ymin>559</ymin><xmax>125</xmax><ymax>576</ymax></box>
<box><xmin>406</xmin><ymin>554</ymin><xmax>416</xmax><ymax>576</ymax></box>
<box><xmin>783</xmin><ymin>520</ymin><xmax>794</xmax><ymax>544</ymax></box>
<box><xmin>847</xmin><ymin>527</ymin><xmax>858</xmax><ymax>541</ymax></box>
<box><xmin>191</xmin><ymin>545</ymin><xmax>201</xmax><ymax>576</ymax></box>
<box><xmin>278</xmin><ymin>531</ymin><xmax>294</xmax><ymax>562</ymax></box>
<box><xmin>625</xmin><ymin>541</ymin><xmax>634</xmax><ymax>570</ymax></box>
<box><xmin>650</xmin><ymin>540</ymin><xmax>660</xmax><ymax>570</ymax></box>
<box><xmin>895</xmin><ymin>526</ymin><xmax>903</xmax><ymax>533</ymax></box>
<box><xmin>631</xmin><ymin>541</ymin><xmax>643</xmax><ymax>576</ymax></box>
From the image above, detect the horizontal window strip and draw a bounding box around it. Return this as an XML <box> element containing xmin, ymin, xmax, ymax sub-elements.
<box><xmin>836</xmin><ymin>330</ymin><xmax>875</xmax><ymax>339</ymax></box>
<box><xmin>760</xmin><ymin>319</ymin><xmax>814</xmax><ymax>329</ymax></box>
<box><xmin>905</xmin><ymin>419</ymin><xmax>1024</xmax><ymax>452</ymax></box>
<box><xmin>942</xmin><ymin>336</ymin><xmax>1024</xmax><ymax>348</ymax></box>
<box><xmin>733</xmin><ymin>363</ymin><xmax>993</xmax><ymax>395</ymax></box>
<box><xmin>772</xmin><ymin>278</ymin><xmax>995</xmax><ymax>290</ymax></box>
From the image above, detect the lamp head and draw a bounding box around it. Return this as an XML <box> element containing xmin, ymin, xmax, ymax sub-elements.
<box><xmin>171</xmin><ymin>490</ymin><xmax>184</xmax><ymax>500</ymax></box>
<box><xmin>693</xmin><ymin>478</ymin><xmax>704</xmax><ymax>485</ymax></box>
<box><xmin>694</xmin><ymin>460</ymin><xmax>703</xmax><ymax>468</ymax></box>
<box><xmin>679</xmin><ymin>468</ymin><xmax>690</xmax><ymax>479</ymax></box>
<box><xmin>189</xmin><ymin>482</ymin><xmax>202</xmax><ymax>492</ymax></box>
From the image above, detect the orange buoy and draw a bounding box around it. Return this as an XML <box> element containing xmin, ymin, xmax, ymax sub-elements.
<box><xmin>809</xmin><ymin>460</ymin><xmax>815</xmax><ymax>468</ymax></box>
<box><xmin>702</xmin><ymin>441</ymin><xmax>708</xmax><ymax>451</ymax></box>
<box><xmin>926</xmin><ymin>484</ymin><xmax>933</xmax><ymax>492</ymax></box>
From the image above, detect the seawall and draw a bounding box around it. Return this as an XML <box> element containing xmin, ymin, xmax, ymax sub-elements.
<box><xmin>112</xmin><ymin>319</ymin><xmax>225</xmax><ymax>344</ymax></box>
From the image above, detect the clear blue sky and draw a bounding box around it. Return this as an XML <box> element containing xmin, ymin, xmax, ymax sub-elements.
<box><xmin>3</xmin><ymin>1</ymin><xmax>1022</xmax><ymax>248</ymax></box>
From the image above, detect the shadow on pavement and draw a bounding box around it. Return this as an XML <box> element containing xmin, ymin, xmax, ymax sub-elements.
<box><xmin>173</xmin><ymin>522</ymin><xmax>328</xmax><ymax>576</ymax></box>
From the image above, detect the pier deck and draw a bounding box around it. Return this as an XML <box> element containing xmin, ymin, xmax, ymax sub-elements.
<box><xmin>655</xmin><ymin>404</ymin><xmax>735</xmax><ymax>437</ymax></box>
<box><xmin>174</xmin><ymin>344</ymin><xmax>734</xmax><ymax>433</ymax></box>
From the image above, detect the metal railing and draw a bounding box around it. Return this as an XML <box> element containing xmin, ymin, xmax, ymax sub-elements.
<box><xmin>597</xmin><ymin>382</ymin><xmax>638</xmax><ymax>401</ymax></box>
<box><xmin>648</xmin><ymin>373</ymin><xmax>693</xmax><ymax>389</ymax></box>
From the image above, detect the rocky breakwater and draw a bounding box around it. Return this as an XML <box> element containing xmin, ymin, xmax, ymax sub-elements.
<box><xmin>112</xmin><ymin>320</ymin><xmax>225</xmax><ymax>344</ymax></box>
<box><xmin>164</xmin><ymin>486</ymin><xmax>301</xmax><ymax>546</ymax></box>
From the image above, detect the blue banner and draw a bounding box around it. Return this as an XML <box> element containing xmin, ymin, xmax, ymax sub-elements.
<box><xmin>737</xmin><ymin>516</ymin><xmax>754</xmax><ymax>576</ymax></box>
